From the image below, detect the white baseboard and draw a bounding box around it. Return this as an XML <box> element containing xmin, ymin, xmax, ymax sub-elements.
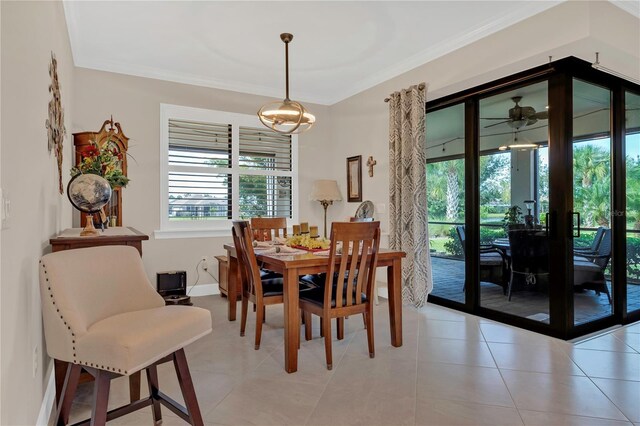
<box><xmin>188</xmin><ymin>282</ymin><xmax>219</xmax><ymax>297</ymax></box>
<box><xmin>37</xmin><ymin>361</ymin><xmax>55</xmax><ymax>426</ymax></box>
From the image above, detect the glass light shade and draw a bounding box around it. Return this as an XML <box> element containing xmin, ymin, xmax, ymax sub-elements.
<box><xmin>258</xmin><ymin>99</ymin><xmax>315</xmax><ymax>135</ymax></box>
<box><xmin>310</xmin><ymin>179</ymin><xmax>342</xmax><ymax>202</ymax></box>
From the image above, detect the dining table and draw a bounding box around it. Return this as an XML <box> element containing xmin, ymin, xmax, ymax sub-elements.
<box><xmin>223</xmin><ymin>243</ymin><xmax>406</xmax><ymax>373</ymax></box>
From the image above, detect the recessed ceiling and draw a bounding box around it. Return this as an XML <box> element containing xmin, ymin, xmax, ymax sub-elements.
<box><xmin>64</xmin><ymin>1</ymin><xmax>578</xmax><ymax>105</ymax></box>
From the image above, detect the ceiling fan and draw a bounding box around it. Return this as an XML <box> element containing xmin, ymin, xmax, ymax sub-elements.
<box><xmin>482</xmin><ymin>96</ymin><xmax>548</xmax><ymax>129</ymax></box>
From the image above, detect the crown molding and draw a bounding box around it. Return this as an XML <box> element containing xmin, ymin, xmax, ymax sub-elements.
<box><xmin>64</xmin><ymin>1</ymin><xmax>563</xmax><ymax>106</ymax></box>
<box><xmin>608</xmin><ymin>0</ymin><xmax>640</xmax><ymax>18</ymax></box>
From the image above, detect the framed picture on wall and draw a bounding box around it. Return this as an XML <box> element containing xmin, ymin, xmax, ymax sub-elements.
<box><xmin>346</xmin><ymin>155</ymin><xmax>362</xmax><ymax>202</ymax></box>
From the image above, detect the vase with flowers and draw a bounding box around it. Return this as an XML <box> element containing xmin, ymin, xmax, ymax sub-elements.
<box><xmin>70</xmin><ymin>139</ymin><xmax>130</xmax><ymax>228</ymax></box>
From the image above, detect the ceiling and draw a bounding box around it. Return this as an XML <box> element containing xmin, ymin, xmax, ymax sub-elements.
<box><xmin>62</xmin><ymin>1</ymin><xmax>581</xmax><ymax>106</ymax></box>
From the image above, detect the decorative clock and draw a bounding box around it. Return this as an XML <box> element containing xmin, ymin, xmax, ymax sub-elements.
<box><xmin>73</xmin><ymin>117</ymin><xmax>129</xmax><ymax>227</ymax></box>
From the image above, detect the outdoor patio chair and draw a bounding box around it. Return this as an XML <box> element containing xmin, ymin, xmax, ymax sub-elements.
<box><xmin>574</xmin><ymin>226</ymin><xmax>606</xmax><ymax>256</ymax></box>
<box><xmin>455</xmin><ymin>225</ymin><xmax>508</xmax><ymax>294</ymax></box>
<box><xmin>574</xmin><ymin>228</ymin><xmax>612</xmax><ymax>304</ymax></box>
<box><xmin>507</xmin><ymin>229</ymin><xmax>549</xmax><ymax>301</ymax></box>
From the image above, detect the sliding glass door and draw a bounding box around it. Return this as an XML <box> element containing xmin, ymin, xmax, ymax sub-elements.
<box><xmin>425</xmin><ymin>57</ymin><xmax>640</xmax><ymax>338</ymax></box>
<box><xmin>478</xmin><ymin>81</ymin><xmax>551</xmax><ymax>322</ymax></box>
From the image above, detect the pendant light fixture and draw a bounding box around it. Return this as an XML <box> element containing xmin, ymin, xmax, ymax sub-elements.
<box><xmin>258</xmin><ymin>33</ymin><xmax>315</xmax><ymax>134</ymax></box>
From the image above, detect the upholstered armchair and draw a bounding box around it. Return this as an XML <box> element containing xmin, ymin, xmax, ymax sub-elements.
<box><xmin>39</xmin><ymin>245</ymin><xmax>212</xmax><ymax>426</ymax></box>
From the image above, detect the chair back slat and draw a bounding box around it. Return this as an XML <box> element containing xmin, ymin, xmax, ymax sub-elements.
<box><xmin>232</xmin><ymin>221</ymin><xmax>263</xmax><ymax>300</ymax></box>
<box><xmin>251</xmin><ymin>217</ymin><xmax>287</xmax><ymax>241</ymax></box>
<box><xmin>324</xmin><ymin>222</ymin><xmax>381</xmax><ymax>309</ymax></box>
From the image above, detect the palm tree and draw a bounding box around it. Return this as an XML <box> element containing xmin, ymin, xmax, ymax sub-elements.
<box><xmin>573</xmin><ymin>143</ymin><xmax>610</xmax><ymax>227</ymax></box>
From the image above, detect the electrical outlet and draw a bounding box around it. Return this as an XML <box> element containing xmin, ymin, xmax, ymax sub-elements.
<box><xmin>201</xmin><ymin>256</ymin><xmax>208</xmax><ymax>271</ymax></box>
<box><xmin>32</xmin><ymin>345</ymin><xmax>38</xmax><ymax>377</ymax></box>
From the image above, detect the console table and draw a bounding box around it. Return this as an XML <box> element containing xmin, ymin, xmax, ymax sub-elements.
<box><xmin>50</xmin><ymin>226</ymin><xmax>148</xmax><ymax>255</ymax></box>
<box><xmin>49</xmin><ymin>226</ymin><xmax>149</xmax><ymax>405</ymax></box>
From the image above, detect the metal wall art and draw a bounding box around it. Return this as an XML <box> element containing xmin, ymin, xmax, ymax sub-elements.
<box><xmin>45</xmin><ymin>52</ymin><xmax>66</xmax><ymax>194</ymax></box>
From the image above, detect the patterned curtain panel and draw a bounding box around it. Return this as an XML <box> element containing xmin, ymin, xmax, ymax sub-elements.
<box><xmin>388</xmin><ymin>83</ymin><xmax>432</xmax><ymax>307</ymax></box>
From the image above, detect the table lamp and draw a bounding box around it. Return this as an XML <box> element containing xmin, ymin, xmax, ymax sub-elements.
<box><xmin>311</xmin><ymin>179</ymin><xmax>342</xmax><ymax>239</ymax></box>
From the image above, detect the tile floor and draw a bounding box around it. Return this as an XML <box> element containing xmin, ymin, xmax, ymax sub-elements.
<box><xmin>60</xmin><ymin>295</ymin><xmax>640</xmax><ymax>425</ymax></box>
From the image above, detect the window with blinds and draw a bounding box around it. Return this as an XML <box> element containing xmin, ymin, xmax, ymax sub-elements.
<box><xmin>238</xmin><ymin>126</ymin><xmax>292</xmax><ymax>218</ymax></box>
<box><xmin>161</xmin><ymin>106</ymin><xmax>297</xmax><ymax>231</ymax></box>
<box><xmin>168</xmin><ymin>119</ymin><xmax>232</xmax><ymax>220</ymax></box>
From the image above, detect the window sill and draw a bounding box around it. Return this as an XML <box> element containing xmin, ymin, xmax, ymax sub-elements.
<box><xmin>154</xmin><ymin>228</ymin><xmax>231</xmax><ymax>239</ymax></box>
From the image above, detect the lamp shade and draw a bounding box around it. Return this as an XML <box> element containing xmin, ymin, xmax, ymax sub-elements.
<box><xmin>310</xmin><ymin>180</ymin><xmax>342</xmax><ymax>202</ymax></box>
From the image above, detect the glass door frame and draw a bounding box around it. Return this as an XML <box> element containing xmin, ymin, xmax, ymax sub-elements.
<box><xmin>426</xmin><ymin>56</ymin><xmax>640</xmax><ymax>339</ymax></box>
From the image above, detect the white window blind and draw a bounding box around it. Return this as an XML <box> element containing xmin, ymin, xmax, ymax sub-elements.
<box><xmin>238</xmin><ymin>126</ymin><xmax>292</xmax><ymax>218</ymax></box>
<box><xmin>159</xmin><ymin>105</ymin><xmax>298</xmax><ymax>237</ymax></box>
<box><xmin>168</xmin><ymin>119</ymin><xmax>232</xmax><ymax>220</ymax></box>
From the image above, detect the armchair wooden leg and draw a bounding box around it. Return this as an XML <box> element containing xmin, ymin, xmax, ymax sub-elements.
<box><xmin>56</xmin><ymin>362</ymin><xmax>82</xmax><ymax>426</ymax></box>
<box><xmin>128</xmin><ymin>372</ymin><xmax>141</xmax><ymax>402</ymax></box>
<box><xmin>90</xmin><ymin>370</ymin><xmax>111</xmax><ymax>426</ymax></box>
<box><xmin>146</xmin><ymin>365</ymin><xmax>162</xmax><ymax>423</ymax></box>
<box><xmin>337</xmin><ymin>318</ymin><xmax>344</xmax><ymax>340</ymax></box>
<box><xmin>173</xmin><ymin>349</ymin><xmax>204</xmax><ymax>426</ymax></box>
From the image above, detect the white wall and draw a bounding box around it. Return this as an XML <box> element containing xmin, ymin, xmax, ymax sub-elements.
<box><xmin>0</xmin><ymin>1</ymin><xmax>75</xmax><ymax>424</ymax></box>
<box><xmin>73</xmin><ymin>68</ymin><xmax>332</xmax><ymax>286</ymax></box>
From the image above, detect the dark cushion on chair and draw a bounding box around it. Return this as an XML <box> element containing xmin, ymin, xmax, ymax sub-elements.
<box><xmin>480</xmin><ymin>252</ymin><xmax>504</xmax><ymax>266</ymax></box>
<box><xmin>300</xmin><ymin>273</ymin><xmax>326</xmax><ymax>287</ymax></box>
<box><xmin>261</xmin><ymin>277</ymin><xmax>315</xmax><ymax>297</ymax></box>
<box><xmin>260</xmin><ymin>269</ymin><xmax>282</xmax><ymax>280</ymax></box>
<box><xmin>299</xmin><ymin>286</ymin><xmax>367</xmax><ymax>308</ymax></box>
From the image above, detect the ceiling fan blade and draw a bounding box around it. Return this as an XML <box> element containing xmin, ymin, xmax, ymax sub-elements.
<box><xmin>480</xmin><ymin>117</ymin><xmax>511</xmax><ymax>120</ymax></box>
<box><xmin>484</xmin><ymin>120</ymin><xmax>510</xmax><ymax>128</ymax></box>
<box><xmin>535</xmin><ymin>110</ymin><xmax>549</xmax><ymax>120</ymax></box>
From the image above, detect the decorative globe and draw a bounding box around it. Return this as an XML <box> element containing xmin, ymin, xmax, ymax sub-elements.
<box><xmin>67</xmin><ymin>173</ymin><xmax>112</xmax><ymax>213</ymax></box>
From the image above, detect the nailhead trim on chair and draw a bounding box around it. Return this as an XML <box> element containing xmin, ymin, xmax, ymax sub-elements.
<box><xmin>41</xmin><ymin>260</ymin><xmax>78</xmax><ymax>362</ymax></box>
<box><xmin>40</xmin><ymin>260</ymin><xmax>130</xmax><ymax>375</ymax></box>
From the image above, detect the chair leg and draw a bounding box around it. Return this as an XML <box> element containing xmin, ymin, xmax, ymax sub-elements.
<box><xmin>255</xmin><ymin>302</ymin><xmax>264</xmax><ymax>350</ymax></box>
<box><xmin>263</xmin><ymin>305</ymin><xmax>266</xmax><ymax>323</ymax></box>
<box><xmin>173</xmin><ymin>349</ymin><xmax>204</xmax><ymax>426</ymax></box>
<box><xmin>90</xmin><ymin>370</ymin><xmax>111</xmax><ymax>426</ymax></box>
<box><xmin>337</xmin><ymin>317</ymin><xmax>344</xmax><ymax>340</ymax></box>
<box><xmin>240</xmin><ymin>295</ymin><xmax>249</xmax><ymax>337</ymax></box>
<box><xmin>322</xmin><ymin>315</ymin><xmax>333</xmax><ymax>370</ymax></box>
<box><xmin>320</xmin><ymin>318</ymin><xmax>324</xmax><ymax>337</ymax></box>
<box><xmin>507</xmin><ymin>270</ymin><xmax>514</xmax><ymax>301</ymax></box>
<box><xmin>365</xmin><ymin>308</ymin><xmax>375</xmax><ymax>358</ymax></box>
<box><xmin>55</xmin><ymin>362</ymin><xmax>81</xmax><ymax>426</ymax></box>
<box><xmin>362</xmin><ymin>313</ymin><xmax>367</xmax><ymax>329</ymax></box>
<box><xmin>603</xmin><ymin>282</ymin><xmax>612</xmax><ymax>305</ymax></box>
<box><xmin>128</xmin><ymin>371</ymin><xmax>141</xmax><ymax>402</ymax></box>
<box><xmin>304</xmin><ymin>311</ymin><xmax>312</xmax><ymax>341</ymax></box>
<box><xmin>146</xmin><ymin>365</ymin><xmax>162</xmax><ymax>423</ymax></box>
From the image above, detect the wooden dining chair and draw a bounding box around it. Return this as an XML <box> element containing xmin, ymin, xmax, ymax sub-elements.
<box><xmin>301</xmin><ymin>221</ymin><xmax>381</xmax><ymax>370</ymax></box>
<box><xmin>251</xmin><ymin>217</ymin><xmax>287</xmax><ymax>241</ymax></box>
<box><xmin>232</xmin><ymin>220</ymin><xmax>314</xmax><ymax>350</ymax></box>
